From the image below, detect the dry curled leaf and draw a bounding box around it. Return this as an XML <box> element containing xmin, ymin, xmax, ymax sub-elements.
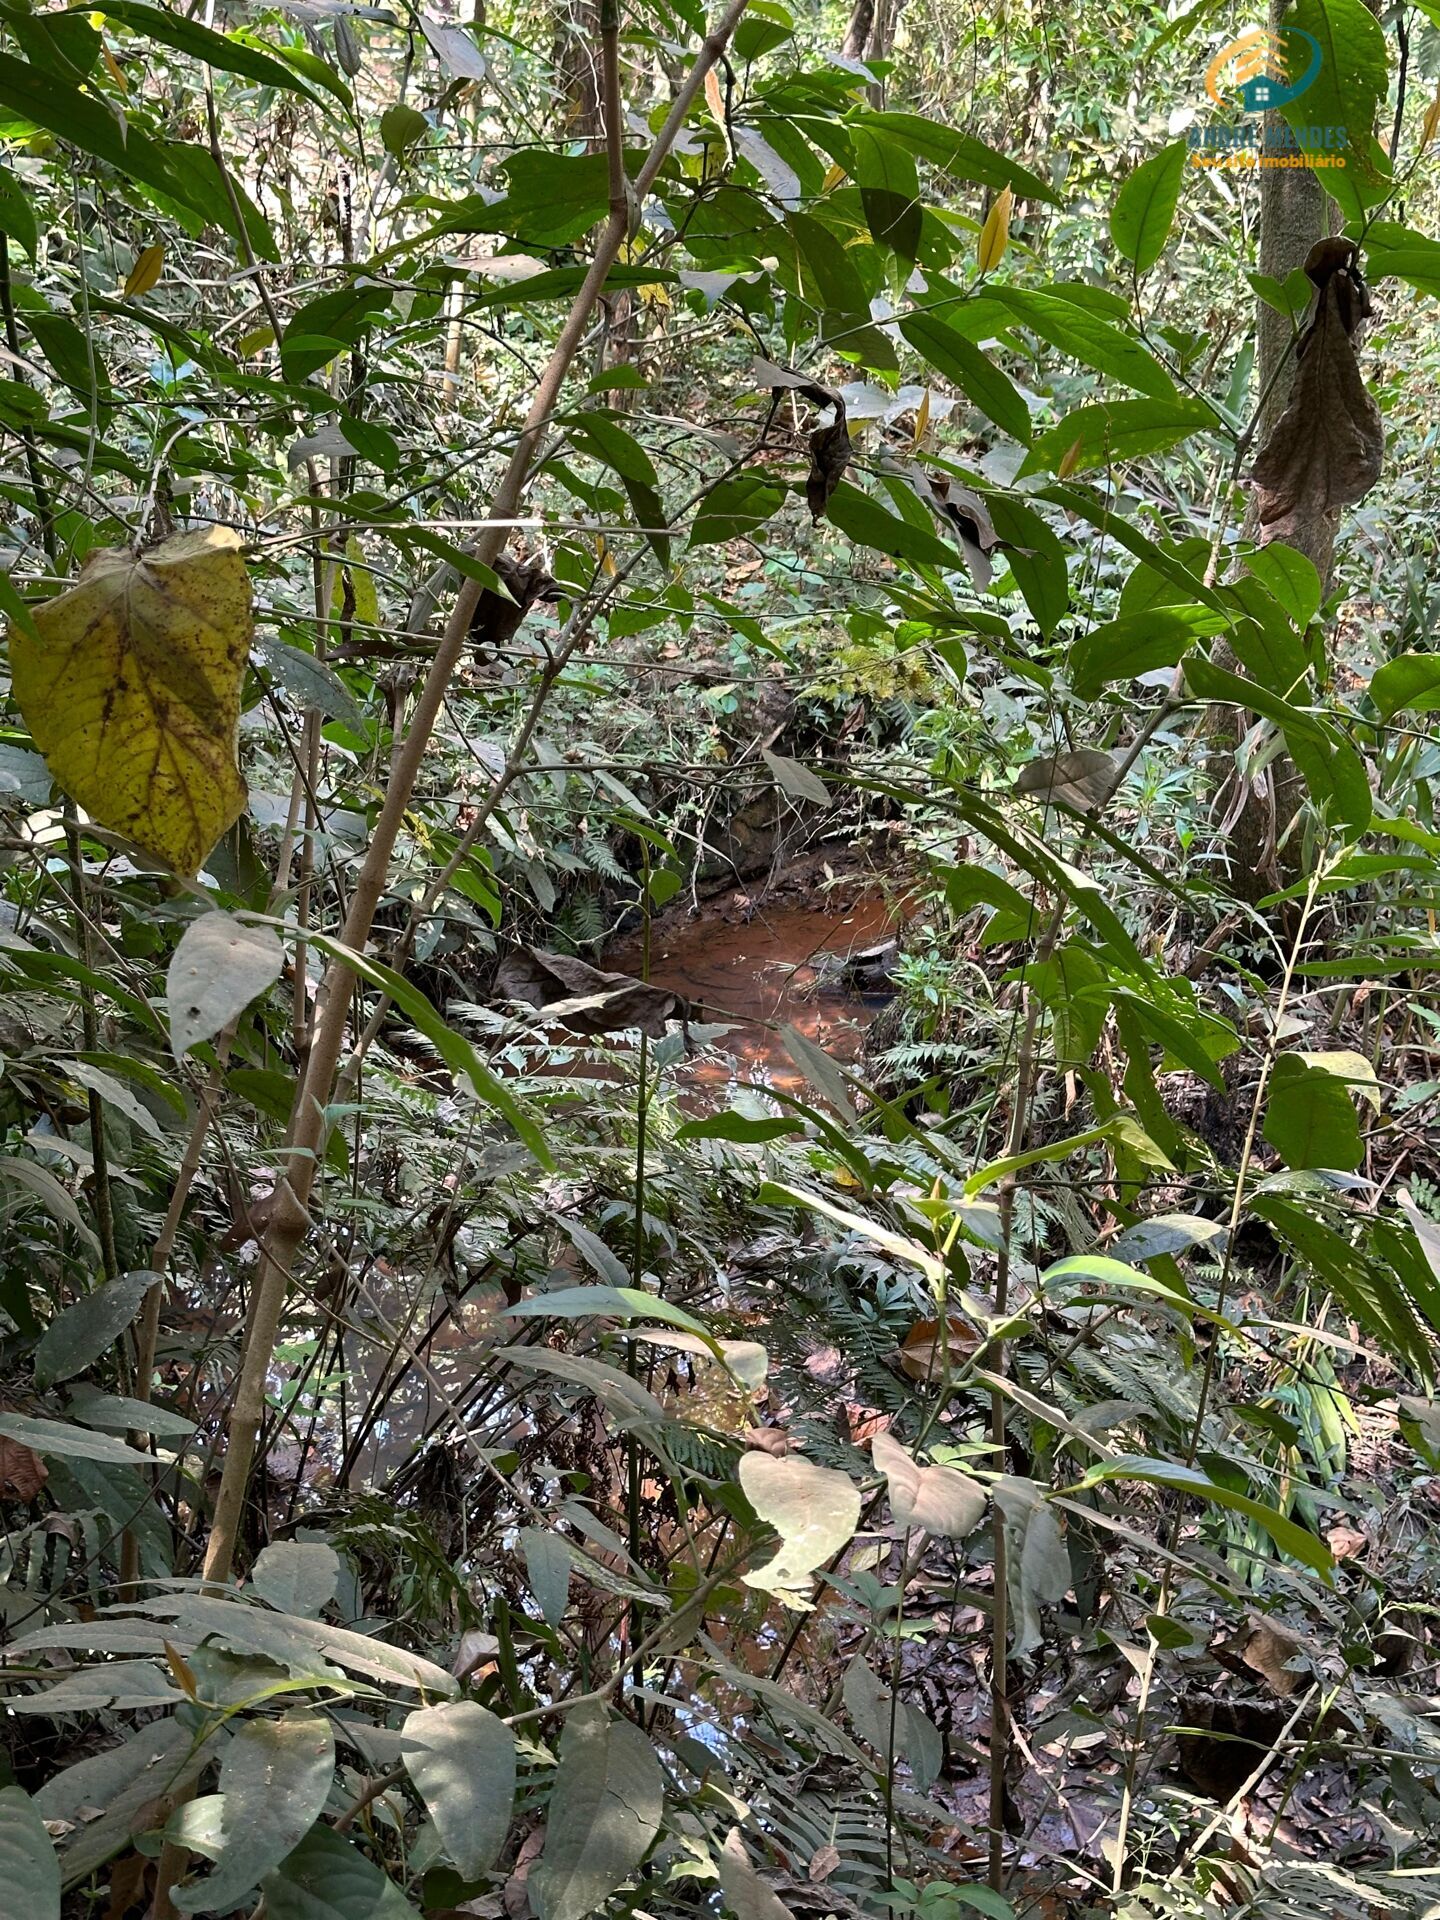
<box><xmin>9</xmin><ymin>526</ymin><xmax>252</xmax><ymax>877</ymax></box>
<box><xmin>750</xmin><ymin>360</ymin><xmax>851</xmax><ymax>520</ymax></box>
<box><xmin>0</xmin><ymin>1433</ymin><xmax>48</xmax><ymax>1501</ymax></box>
<box><xmin>896</xmin><ymin>1315</ymin><xmax>981</xmax><ymax>1383</ymax></box>
<box><xmin>495</xmin><ymin>948</ymin><xmax>687</xmax><ymax>1038</ymax></box>
<box><xmin>1015</xmin><ymin>747</ymin><xmax>1121</xmax><ymax>812</ymax></box>
<box><xmin>1248</xmin><ymin>263</ymin><xmax>1383</xmax><ymax>549</ymax></box>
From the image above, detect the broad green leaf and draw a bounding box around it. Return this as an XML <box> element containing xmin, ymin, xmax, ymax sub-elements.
<box><xmin>250</xmin><ymin>1541</ymin><xmax>341</xmax><ymax>1617</ymax></box>
<box><xmin>1263</xmin><ymin>1051</ymin><xmax>1375</xmax><ymax>1171</ymax></box>
<box><xmin>0</xmin><ymin>51</ymin><xmax>235</xmax><ymax>235</ymax></box>
<box><xmin>0</xmin><ymin>166</ymin><xmax>38</xmax><ymax>256</ymax></box>
<box><xmin>1243</xmin><ymin>543</ymin><xmax>1322</xmax><ymax>629</ymax></box>
<box><xmin>1071</xmin><ymin>605</ymin><xmax>1223</xmax><ymax>698</ymax></box>
<box><xmin>33</xmin><ymin>1270</ymin><xmax>156</xmax><ymax>1388</ymax></box>
<box><xmin>0</xmin><ymin>1789</ymin><xmax>58</xmax><ymax>1920</ymax></box>
<box><xmin>380</xmin><ymin>103</ymin><xmax>428</xmax><ymax>156</ymax></box>
<box><xmin>842</xmin><ymin>1655</ymin><xmax>943</xmax><ymax>1790</ymax></box>
<box><xmin>0</xmin><ymin>1411</ymin><xmax>156</xmax><ymax>1465</ymax></box>
<box><xmin>168</xmin><ymin>910</ymin><xmax>284</xmax><ymax>1058</ymax></box>
<box><xmin>717</xmin><ymin>1830</ymin><xmax>794</xmax><ymax>1920</ymax></box>
<box><xmin>862</xmin><ymin>111</ymin><xmax>1064</xmax><ymax>204</ymax></box>
<box><xmin>994</xmin><ymin>1477</ymin><xmax>1070</xmax><ymax>1655</ymax></box>
<box><xmin>823</xmin><ymin>480</ymin><xmax>958</xmax><ymax>570</ymax></box>
<box><xmin>899</xmin><ymin>310</ymin><xmax>1032</xmax><ymax>441</ymax></box>
<box><xmin>262</xmin><ymin>1822</ymin><xmax>419</xmax><ymax>1919</ymax></box>
<box><xmin>1109</xmin><ymin>141</ymin><xmax>1187</xmax><ymax>274</ymax></box>
<box><xmin>762</xmin><ymin>747</ymin><xmax>829</xmax><ymax>804</ymax></box>
<box><xmin>1363</xmin><ymin>219</ymin><xmax>1440</xmax><ymax>298</ymax></box>
<box><xmin>92</xmin><ymin>1</ymin><xmax>327</xmax><ymax>100</ymax></box>
<box><xmin>1020</xmin><ymin>397</ymin><xmax>1215</xmax><ymax>478</ymax></box>
<box><xmin>530</xmin><ymin>1707</ymin><xmax>664</xmax><ymax>1920</ymax></box>
<box><xmin>1073</xmin><ymin>1457</ymin><xmax>1333</xmax><ymax>1575</ymax></box>
<box><xmin>1370</xmin><ymin>652</ymin><xmax>1440</xmax><ymax>723</ymax></box>
<box><xmin>402</xmin><ymin>1701</ymin><xmax>515</xmax><ymax>1880</ymax></box>
<box><xmin>256</xmin><ymin>636</ymin><xmax>364</xmax><ymax>726</ymax></box>
<box><xmin>676</xmin><ymin>1111</ymin><xmax>802</xmax><ymax>1144</ymax></box>
<box><xmin>10</xmin><ymin>527</ymin><xmax>252</xmax><ymax>878</ymax></box>
<box><xmin>689</xmin><ymin>473</ymin><xmax>786</xmax><ymax>548</ymax></box>
<box><xmin>312</xmin><ymin>936</ymin><xmax>552</xmax><ymax>1169</ymax></box>
<box><xmin>173</xmin><ymin>1713</ymin><xmax>335</xmax><ymax>1913</ymax></box>
<box><xmin>522</xmin><ymin>1527</ymin><xmax>573</xmax><ymax>1627</ymax></box>
<box><xmin>739</xmin><ymin>1451</ymin><xmax>861</xmax><ymax>1597</ymax></box>
<box><xmin>990</xmin><ymin>287</ymin><xmax>1177</xmax><ymax>397</ymax></box>
<box><xmin>1278</xmin><ymin>0</ymin><xmax>1390</xmax><ymax>219</ymax></box>
<box><xmin>62</xmin><ymin>1384</ymin><xmax>196</xmax><ymax>1436</ymax></box>
<box><xmin>871</xmin><ymin>1429</ymin><xmax>986</xmax><ymax>1537</ymax></box>
<box><xmin>849</xmin><ymin>124</ymin><xmax>923</xmax><ymax>265</ymax></box>
<box><xmin>504</xmin><ymin>1284</ymin><xmax>712</xmax><ymax>1339</ymax></box>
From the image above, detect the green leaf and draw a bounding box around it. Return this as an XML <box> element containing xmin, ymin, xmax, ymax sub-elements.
<box><xmin>0</xmin><ymin>1788</ymin><xmax>58</xmax><ymax>1920</ymax></box>
<box><xmin>250</xmin><ymin>1541</ymin><xmax>341</xmax><ymax>1617</ymax></box>
<box><xmin>862</xmin><ymin>111</ymin><xmax>1064</xmax><ymax>204</ymax></box>
<box><xmin>823</xmin><ymin>480</ymin><xmax>958</xmax><ymax>570</ymax></box>
<box><xmin>1070</xmin><ymin>605</ymin><xmax>1223</xmax><ymax>697</ymax></box>
<box><xmin>530</xmin><ymin>1708</ymin><xmax>664</xmax><ymax>1920</ymax></box>
<box><xmin>1277</xmin><ymin>0</ymin><xmax>1390</xmax><ymax>220</ymax></box>
<box><xmin>899</xmin><ymin>310</ymin><xmax>1032</xmax><ymax>441</ymax></box>
<box><xmin>849</xmin><ymin>123</ymin><xmax>923</xmax><ymax>265</ymax></box>
<box><xmin>380</xmin><ymin>103</ymin><xmax>428</xmax><ymax>155</ymax></box>
<box><xmin>1020</xmin><ymin>396</ymin><xmax>1215</xmax><ymax>478</ymax></box>
<box><xmin>738</xmin><ymin>1450</ymin><xmax>861</xmax><ymax>1596</ymax></box>
<box><xmin>688</xmin><ymin>473</ymin><xmax>786</xmax><ymax>548</ymax></box>
<box><xmin>281</xmin><ymin>286</ymin><xmax>393</xmax><ymax>383</ymax></box>
<box><xmin>174</xmin><ymin>1714</ymin><xmax>336</xmax><ymax>1913</ymax></box>
<box><xmin>257</xmin><ymin>636</ymin><xmax>364</xmax><ymax>727</ymax></box>
<box><xmin>262</xmin><ymin>1822</ymin><xmax>419</xmax><ymax>1919</ymax></box>
<box><xmin>1109</xmin><ymin>141</ymin><xmax>1187</xmax><ymax>274</ymax></box>
<box><xmin>33</xmin><ymin>1270</ymin><xmax>156</xmax><ymax>1388</ymax></box>
<box><xmin>522</xmin><ymin>1527</ymin><xmax>572</xmax><ymax>1627</ymax></box>
<box><xmin>89</xmin><ymin>1</ymin><xmax>328</xmax><ymax>100</ymax></box>
<box><xmin>1244</xmin><ymin>543</ymin><xmax>1322</xmax><ymax>630</ymax></box>
<box><xmin>1072</xmin><ymin>1457</ymin><xmax>1333</xmax><ymax>1575</ymax></box>
<box><xmin>0</xmin><ymin>51</ymin><xmax>236</xmax><ymax>235</ymax></box>
<box><xmin>676</xmin><ymin>1111</ymin><xmax>802</xmax><ymax>1144</ymax></box>
<box><xmin>0</xmin><ymin>165</ymin><xmax>37</xmax><ymax>256</ymax></box>
<box><xmin>990</xmin><ymin>287</ymin><xmax>1177</xmax><ymax>397</ymax></box>
<box><xmin>504</xmin><ymin>1284</ymin><xmax>712</xmax><ymax>1340</ymax></box>
<box><xmin>1262</xmin><ymin>1051</ymin><xmax>1372</xmax><ymax>1171</ymax></box>
<box><xmin>1370</xmin><ymin>652</ymin><xmax>1440</xmax><ymax>722</ymax></box>
<box><xmin>994</xmin><ymin>1477</ymin><xmax>1070</xmax><ymax>1655</ymax></box>
<box><xmin>168</xmin><ymin>910</ymin><xmax>284</xmax><ymax>1059</ymax></box>
<box><xmin>1363</xmin><ymin>220</ymin><xmax>1440</xmax><ymax>298</ymax></box>
<box><xmin>312</xmin><ymin>936</ymin><xmax>552</xmax><ymax>1169</ymax></box>
<box><xmin>403</xmin><ymin>1702</ymin><xmax>515</xmax><ymax>1880</ymax></box>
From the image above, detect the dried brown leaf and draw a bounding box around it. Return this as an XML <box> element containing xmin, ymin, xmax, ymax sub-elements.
<box><xmin>1248</xmin><ymin>275</ymin><xmax>1384</xmax><ymax>545</ymax></box>
<box><xmin>495</xmin><ymin>948</ymin><xmax>687</xmax><ymax>1038</ymax></box>
<box><xmin>0</xmin><ymin>1433</ymin><xmax>48</xmax><ymax>1501</ymax></box>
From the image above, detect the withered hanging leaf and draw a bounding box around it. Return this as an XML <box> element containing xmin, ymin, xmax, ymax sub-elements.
<box><xmin>9</xmin><ymin>527</ymin><xmax>251</xmax><ymax>878</ymax></box>
<box><xmin>806</xmin><ymin>411</ymin><xmax>851</xmax><ymax>520</ymax></box>
<box><xmin>885</xmin><ymin>458</ymin><xmax>1003</xmax><ymax>587</ymax></box>
<box><xmin>1248</xmin><ymin>269</ymin><xmax>1384</xmax><ymax>547</ymax></box>
<box><xmin>749</xmin><ymin>361</ymin><xmax>851</xmax><ymax>520</ymax></box>
<box><xmin>495</xmin><ymin>948</ymin><xmax>687</xmax><ymax>1038</ymax></box>
<box><xmin>0</xmin><ymin>1433</ymin><xmax>48</xmax><ymax>1501</ymax></box>
<box><xmin>1015</xmin><ymin>747</ymin><xmax>1120</xmax><ymax>812</ymax></box>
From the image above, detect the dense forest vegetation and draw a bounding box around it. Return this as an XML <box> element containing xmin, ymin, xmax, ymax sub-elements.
<box><xmin>2</xmin><ymin>0</ymin><xmax>1440</xmax><ymax>1912</ymax></box>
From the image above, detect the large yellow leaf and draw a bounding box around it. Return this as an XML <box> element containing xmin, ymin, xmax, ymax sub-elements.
<box><xmin>10</xmin><ymin>526</ymin><xmax>252</xmax><ymax>877</ymax></box>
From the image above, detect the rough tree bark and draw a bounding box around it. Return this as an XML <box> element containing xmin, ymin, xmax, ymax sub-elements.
<box><xmin>1213</xmin><ymin>0</ymin><xmax>1370</xmax><ymax>899</ymax></box>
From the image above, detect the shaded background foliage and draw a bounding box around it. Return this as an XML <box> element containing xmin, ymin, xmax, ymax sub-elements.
<box><xmin>0</xmin><ymin>0</ymin><xmax>1439</xmax><ymax>1917</ymax></box>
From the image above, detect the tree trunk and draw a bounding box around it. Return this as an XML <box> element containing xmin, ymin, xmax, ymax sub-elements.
<box><xmin>1213</xmin><ymin>0</ymin><xmax>1346</xmax><ymax>901</ymax></box>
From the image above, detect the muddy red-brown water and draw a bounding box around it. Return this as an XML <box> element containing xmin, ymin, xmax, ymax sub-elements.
<box><xmin>612</xmin><ymin>891</ymin><xmax>896</xmax><ymax>1100</ymax></box>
